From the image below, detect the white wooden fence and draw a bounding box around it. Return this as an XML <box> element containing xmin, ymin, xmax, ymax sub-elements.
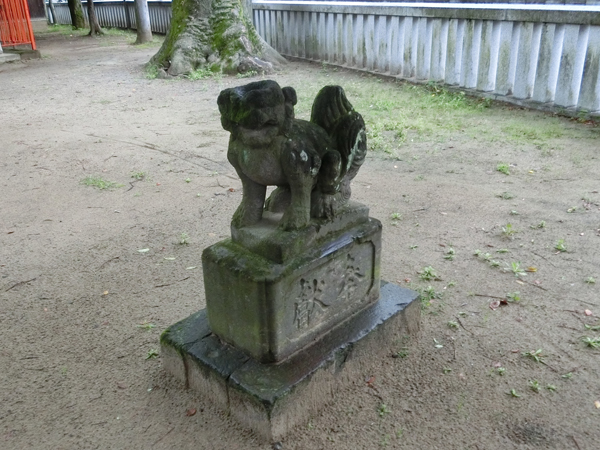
<box><xmin>49</xmin><ymin>1</ymin><xmax>600</xmax><ymax>114</ymax></box>
<box><xmin>253</xmin><ymin>1</ymin><xmax>600</xmax><ymax>114</ymax></box>
<box><xmin>49</xmin><ymin>1</ymin><xmax>172</xmax><ymax>34</ymax></box>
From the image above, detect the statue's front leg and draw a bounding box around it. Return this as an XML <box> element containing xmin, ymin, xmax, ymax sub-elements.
<box><xmin>232</xmin><ymin>170</ymin><xmax>267</xmax><ymax>229</ymax></box>
<box><xmin>279</xmin><ymin>144</ymin><xmax>320</xmax><ymax>231</ymax></box>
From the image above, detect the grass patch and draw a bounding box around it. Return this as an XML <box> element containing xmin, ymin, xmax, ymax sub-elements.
<box><xmin>288</xmin><ymin>72</ymin><xmax>600</xmax><ymax>158</ymax></box>
<box><xmin>187</xmin><ymin>67</ymin><xmax>222</xmax><ymax>80</ymax></box>
<box><xmin>81</xmin><ymin>175</ymin><xmax>122</xmax><ymax>190</ymax></box>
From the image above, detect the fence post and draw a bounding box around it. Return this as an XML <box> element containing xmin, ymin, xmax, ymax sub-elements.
<box><xmin>124</xmin><ymin>0</ymin><xmax>132</xmax><ymax>29</ymax></box>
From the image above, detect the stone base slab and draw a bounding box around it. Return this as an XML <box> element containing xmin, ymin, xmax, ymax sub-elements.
<box><xmin>160</xmin><ymin>281</ymin><xmax>420</xmax><ymax>442</ymax></box>
<box><xmin>0</xmin><ymin>53</ymin><xmax>20</xmax><ymax>64</ymax></box>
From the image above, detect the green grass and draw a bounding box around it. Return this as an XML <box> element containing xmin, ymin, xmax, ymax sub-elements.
<box><xmin>145</xmin><ymin>64</ymin><xmax>159</xmax><ymax>80</ymax></box>
<box><xmin>496</xmin><ymin>163</ymin><xmax>510</xmax><ymax>175</ymax></box>
<box><xmin>419</xmin><ymin>266</ymin><xmax>438</xmax><ymax>281</ymax></box>
<box><xmin>81</xmin><ymin>175</ymin><xmax>122</xmax><ymax>190</ymax></box>
<box><xmin>214</xmin><ymin>65</ymin><xmax>600</xmax><ymax>158</ymax></box>
<box><xmin>187</xmin><ymin>67</ymin><xmax>222</xmax><ymax>80</ymax></box>
<box><xmin>133</xmin><ymin>36</ymin><xmax>164</xmax><ymax>48</ymax></box>
<box><xmin>131</xmin><ymin>171</ymin><xmax>148</xmax><ymax>180</ymax></box>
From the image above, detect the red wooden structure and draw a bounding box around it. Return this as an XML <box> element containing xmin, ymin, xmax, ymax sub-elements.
<box><xmin>0</xmin><ymin>0</ymin><xmax>37</xmax><ymax>50</ymax></box>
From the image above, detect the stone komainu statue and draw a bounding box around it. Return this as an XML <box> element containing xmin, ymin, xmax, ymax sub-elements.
<box><xmin>218</xmin><ymin>80</ymin><xmax>367</xmax><ymax>231</ymax></box>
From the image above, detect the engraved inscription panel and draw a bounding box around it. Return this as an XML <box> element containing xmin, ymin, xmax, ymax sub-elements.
<box><xmin>288</xmin><ymin>241</ymin><xmax>375</xmax><ymax>340</ymax></box>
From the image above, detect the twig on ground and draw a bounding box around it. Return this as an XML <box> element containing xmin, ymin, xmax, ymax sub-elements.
<box><xmin>5</xmin><ymin>277</ymin><xmax>37</xmax><ymax>292</ymax></box>
<box><xmin>576</xmin><ymin>299</ymin><xmax>599</xmax><ymax>307</ymax></box>
<box><xmin>526</xmin><ymin>281</ymin><xmax>549</xmax><ymax>291</ymax></box>
<box><xmin>474</xmin><ymin>293</ymin><xmax>505</xmax><ymax>300</ymax></box>
<box><xmin>154</xmin><ymin>277</ymin><xmax>190</xmax><ymax>288</ymax></box>
<box><xmin>456</xmin><ymin>317</ymin><xmax>474</xmax><ymax>335</ymax></box>
<box><xmin>558</xmin><ymin>324</ymin><xmax>582</xmax><ymax>332</ymax></box>
<box><xmin>98</xmin><ymin>256</ymin><xmax>119</xmax><ymax>269</ymax></box>
<box><xmin>126</xmin><ymin>180</ymin><xmax>140</xmax><ymax>192</ymax></box>
<box><xmin>530</xmin><ymin>251</ymin><xmax>557</xmax><ymax>267</ymax></box>
<box><xmin>571</xmin><ymin>435</ymin><xmax>582</xmax><ymax>450</ymax></box>
<box><xmin>152</xmin><ymin>427</ymin><xmax>175</xmax><ymax>447</ymax></box>
<box><xmin>86</xmin><ymin>133</ymin><xmax>225</xmax><ymax>169</ymax></box>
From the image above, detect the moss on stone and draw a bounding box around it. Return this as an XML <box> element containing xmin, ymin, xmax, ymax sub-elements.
<box><xmin>150</xmin><ymin>0</ymin><xmax>281</xmax><ymax>77</ymax></box>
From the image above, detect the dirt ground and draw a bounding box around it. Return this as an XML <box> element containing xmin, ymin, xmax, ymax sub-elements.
<box><xmin>2</xmin><ymin>29</ymin><xmax>600</xmax><ymax>450</ymax></box>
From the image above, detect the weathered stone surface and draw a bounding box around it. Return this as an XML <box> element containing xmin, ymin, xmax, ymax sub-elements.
<box><xmin>160</xmin><ymin>281</ymin><xmax>420</xmax><ymax>442</ymax></box>
<box><xmin>218</xmin><ymin>80</ymin><xmax>367</xmax><ymax>232</ymax></box>
<box><xmin>202</xmin><ymin>217</ymin><xmax>382</xmax><ymax>363</ymax></box>
<box><xmin>231</xmin><ymin>200</ymin><xmax>369</xmax><ymax>263</ymax></box>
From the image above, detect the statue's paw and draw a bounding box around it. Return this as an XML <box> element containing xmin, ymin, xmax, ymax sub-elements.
<box><xmin>232</xmin><ymin>204</ymin><xmax>262</xmax><ymax>229</ymax></box>
<box><xmin>311</xmin><ymin>193</ymin><xmax>337</xmax><ymax>220</ymax></box>
<box><xmin>278</xmin><ymin>213</ymin><xmax>309</xmax><ymax>231</ymax></box>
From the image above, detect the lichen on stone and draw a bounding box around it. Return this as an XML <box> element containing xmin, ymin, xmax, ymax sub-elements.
<box><xmin>150</xmin><ymin>0</ymin><xmax>286</xmax><ymax>77</ymax></box>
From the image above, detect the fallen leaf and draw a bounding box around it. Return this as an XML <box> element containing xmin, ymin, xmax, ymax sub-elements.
<box><xmin>138</xmin><ymin>248</ymin><xmax>150</xmax><ymax>253</ymax></box>
<box><xmin>102</xmin><ymin>291</ymin><xmax>109</xmax><ymax>296</ymax></box>
<box><xmin>117</xmin><ymin>382</ymin><xmax>127</xmax><ymax>389</ymax></box>
<box><xmin>228</xmin><ymin>188</ymin><xmax>235</xmax><ymax>192</ymax></box>
<box><xmin>516</xmin><ymin>280</ymin><xmax>525</xmax><ymax>285</ymax></box>
<box><xmin>526</xmin><ymin>267</ymin><xmax>537</xmax><ymax>272</ymax></box>
<box><xmin>186</xmin><ymin>408</ymin><xmax>197</xmax><ymax>416</ymax></box>
<box><xmin>490</xmin><ymin>300</ymin><xmax>500</xmax><ymax>310</ymax></box>
<box><xmin>511</xmin><ymin>349</ymin><xmax>520</xmax><ymax>353</ymax></box>
<box><xmin>7</xmin><ymin>231</ymin><xmax>14</xmax><ymax>234</ymax></box>
<box><xmin>585</xmin><ymin>309</ymin><xmax>593</xmax><ymax>316</ymax></box>
<box><xmin>404</xmin><ymin>278</ymin><xmax>411</xmax><ymax>283</ymax></box>
<box><xmin>500</xmin><ymin>299</ymin><xmax>508</xmax><ymax>305</ymax></box>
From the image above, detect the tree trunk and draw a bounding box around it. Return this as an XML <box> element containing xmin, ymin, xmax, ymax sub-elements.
<box><xmin>48</xmin><ymin>0</ymin><xmax>57</xmax><ymax>25</ymax></box>
<box><xmin>67</xmin><ymin>0</ymin><xmax>85</xmax><ymax>29</ymax></box>
<box><xmin>150</xmin><ymin>0</ymin><xmax>285</xmax><ymax>77</ymax></box>
<box><xmin>87</xmin><ymin>0</ymin><xmax>103</xmax><ymax>35</ymax></box>
<box><xmin>43</xmin><ymin>0</ymin><xmax>51</xmax><ymax>25</ymax></box>
<box><xmin>134</xmin><ymin>0</ymin><xmax>152</xmax><ymax>44</ymax></box>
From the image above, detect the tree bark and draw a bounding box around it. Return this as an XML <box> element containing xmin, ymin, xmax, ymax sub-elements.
<box><xmin>150</xmin><ymin>0</ymin><xmax>286</xmax><ymax>77</ymax></box>
<box><xmin>67</xmin><ymin>0</ymin><xmax>85</xmax><ymax>29</ymax></box>
<box><xmin>87</xmin><ymin>0</ymin><xmax>103</xmax><ymax>35</ymax></box>
<box><xmin>134</xmin><ymin>0</ymin><xmax>152</xmax><ymax>44</ymax></box>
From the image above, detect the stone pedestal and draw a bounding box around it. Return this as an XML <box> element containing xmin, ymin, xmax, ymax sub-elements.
<box><xmin>161</xmin><ymin>282</ymin><xmax>420</xmax><ymax>442</ymax></box>
<box><xmin>202</xmin><ymin>202</ymin><xmax>381</xmax><ymax>363</ymax></box>
<box><xmin>162</xmin><ymin>201</ymin><xmax>420</xmax><ymax>441</ymax></box>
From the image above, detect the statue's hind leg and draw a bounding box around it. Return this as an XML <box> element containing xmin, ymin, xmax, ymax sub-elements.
<box><xmin>265</xmin><ymin>186</ymin><xmax>291</xmax><ymax>213</ymax></box>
